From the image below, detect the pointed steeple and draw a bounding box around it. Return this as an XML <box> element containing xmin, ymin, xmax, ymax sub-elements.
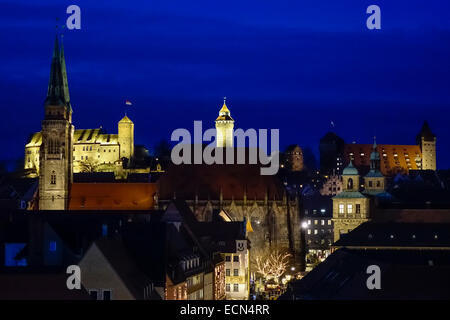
<box><xmin>59</xmin><ymin>35</ymin><xmax>72</xmax><ymax>112</ymax></box>
<box><xmin>416</xmin><ymin>120</ymin><xmax>436</xmax><ymax>143</ymax></box>
<box><xmin>45</xmin><ymin>34</ymin><xmax>71</xmax><ymax>111</ymax></box>
<box><xmin>216</xmin><ymin>97</ymin><xmax>234</xmax><ymax>121</ymax></box>
<box><xmin>369</xmin><ymin>136</ymin><xmax>382</xmax><ymax>174</ymax></box>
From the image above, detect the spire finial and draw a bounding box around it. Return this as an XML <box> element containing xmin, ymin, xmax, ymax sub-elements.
<box><xmin>223</xmin><ymin>96</ymin><xmax>227</xmax><ymax>104</ymax></box>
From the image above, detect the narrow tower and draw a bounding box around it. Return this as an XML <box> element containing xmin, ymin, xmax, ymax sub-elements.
<box><xmin>39</xmin><ymin>35</ymin><xmax>74</xmax><ymax>210</ymax></box>
<box><xmin>118</xmin><ymin>115</ymin><xmax>134</xmax><ymax>162</ymax></box>
<box><xmin>416</xmin><ymin>121</ymin><xmax>436</xmax><ymax>170</ymax></box>
<box><xmin>364</xmin><ymin>137</ymin><xmax>385</xmax><ymax>193</ymax></box>
<box><xmin>215</xmin><ymin>98</ymin><xmax>234</xmax><ymax>147</ymax></box>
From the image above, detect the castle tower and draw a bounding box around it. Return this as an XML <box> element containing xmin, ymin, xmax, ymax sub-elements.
<box><xmin>416</xmin><ymin>121</ymin><xmax>436</xmax><ymax>170</ymax></box>
<box><xmin>364</xmin><ymin>137</ymin><xmax>385</xmax><ymax>193</ymax></box>
<box><xmin>118</xmin><ymin>115</ymin><xmax>134</xmax><ymax>162</ymax></box>
<box><xmin>215</xmin><ymin>98</ymin><xmax>234</xmax><ymax>147</ymax></box>
<box><xmin>39</xmin><ymin>35</ymin><xmax>74</xmax><ymax>210</ymax></box>
<box><xmin>332</xmin><ymin>160</ymin><xmax>369</xmax><ymax>242</ymax></box>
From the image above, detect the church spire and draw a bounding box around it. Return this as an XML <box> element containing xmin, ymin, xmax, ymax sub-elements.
<box><xmin>59</xmin><ymin>35</ymin><xmax>72</xmax><ymax>112</ymax></box>
<box><xmin>45</xmin><ymin>34</ymin><xmax>71</xmax><ymax>112</ymax></box>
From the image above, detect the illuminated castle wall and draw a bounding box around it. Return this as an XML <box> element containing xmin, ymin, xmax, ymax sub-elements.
<box><xmin>24</xmin><ymin>39</ymin><xmax>135</xmax><ymax>178</ymax></box>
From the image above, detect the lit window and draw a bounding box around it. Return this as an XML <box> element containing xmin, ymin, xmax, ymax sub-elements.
<box><xmin>338</xmin><ymin>204</ymin><xmax>344</xmax><ymax>214</ymax></box>
<box><xmin>314</xmin><ymin>229</ymin><xmax>318</xmax><ymax>235</ymax></box>
<box><xmin>321</xmin><ymin>220</ymin><xmax>325</xmax><ymax>225</ymax></box>
<box><xmin>307</xmin><ymin>229</ymin><xmax>311</xmax><ymax>235</ymax></box>
<box><xmin>328</xmin><ymin>220</ymin><xmax>332</xmax><ymax>225</ymax></box>
<box><xmin>347</xmin><ymin>204</ymin><xmax>353</xmax><ymax>214</ymax></box>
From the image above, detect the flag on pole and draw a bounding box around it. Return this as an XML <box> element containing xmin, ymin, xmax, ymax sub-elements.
<box><xmin>125</xmin><ymin>100</ymin><xmax>132</xmax><ymax>106</ymax></box>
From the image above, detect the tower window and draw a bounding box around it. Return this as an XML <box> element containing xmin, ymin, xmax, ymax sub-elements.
<box><xmin>50</xmin><ymin>172</ymin><xmax>56</xmax><ymax>185</ymax></box>
<box><xmin>347</xmin><ymin>178</ymin><xmax>353</xmax><ymax>190</ymax></box>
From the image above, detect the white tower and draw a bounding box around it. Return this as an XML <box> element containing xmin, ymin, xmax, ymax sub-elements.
<box><xmin>215</xmin><ymin>98</ymin><xmax>234</xmax><ymax>147</ymax></box>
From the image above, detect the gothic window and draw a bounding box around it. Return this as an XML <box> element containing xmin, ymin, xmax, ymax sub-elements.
<box><xmin>50</xmin><ymin>171</ymin><xmax>56</xmax><ymax>185</ymax></box>
<box><xmin>347</xmin><ymin>178</ymin><xmax>353</xmax><ymax>190</ymax></box>
<box><xmin>47</xmin><ymin>138</ymin><xmax>60</xmax><ymax>154</ymax></box>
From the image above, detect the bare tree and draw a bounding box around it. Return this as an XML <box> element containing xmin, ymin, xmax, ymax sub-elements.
<box><xmin>254</xmin><ymin>248</ymin><xmax>291</xmax><ymax>283</ymax></box>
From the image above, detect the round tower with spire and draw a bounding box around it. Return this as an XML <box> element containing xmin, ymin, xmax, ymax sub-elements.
<box><xmin>215</xmin><ymin>97</ymin><xmax>234</xmax><ymax>147</ymax></box>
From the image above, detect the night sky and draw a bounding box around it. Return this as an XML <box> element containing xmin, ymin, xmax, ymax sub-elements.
<box><xmin>1</xmin><ymin>0</ymin><xmax>450</xmax><ymax>169</ymax></box>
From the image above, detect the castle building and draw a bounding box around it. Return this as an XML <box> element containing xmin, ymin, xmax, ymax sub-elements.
<box><xmin>24</xmin><ymin>39</ymin><xmax>135</xmax><ymax>179</ymax></box>
<box><xmin>319</xmin><ymin>132</ymin><xmax>345</xmax><ymax>175</ymax></box>
<box><xmin>343</xmin><ymin>121</ymin><xmax>437</xmax><ymax>176</ymax></box>
<box><xmin>215</xmin><ymin>99</ymin><xmax>234</xmax><ymax>148</ymax></box>
<box><xmin>416</xmin><ymin>121</ymin><xmax>436</xmax><ymax>170</ymax></box>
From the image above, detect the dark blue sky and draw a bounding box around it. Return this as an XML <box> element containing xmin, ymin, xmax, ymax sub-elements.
<box><xmin>1</xmin><ymin>0</ymin><xmax>450</xmax><ymax>168</ymax></box>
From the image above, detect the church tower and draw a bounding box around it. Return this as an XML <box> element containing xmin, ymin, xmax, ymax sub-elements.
<box><xmin>39</xmin><ymin>35</ymin><xmax>74</xmax><ymax>210</ymax></box>
<box><xmin>364</xmin><ymin>137</ymin><xmax>386</xmax><ymax>194</ymax></box>
<box><xmin>332</xmin><ymin>160</ymin><xmax>369</xmax><ymax>242</ymax></box>
<box><xmin>215</xmin><ymin>98</ymin><xmax>234</xmax><ymax>147</ymax></box>
<box><xmin>118</xmin><ymin>115</ymin><xmax>134</xmax><ymax>162</ymax></box>
<box><xmin>416</xmin><ymin>121</ymin><xmax>436</xmax><ymax>170</ymax></box>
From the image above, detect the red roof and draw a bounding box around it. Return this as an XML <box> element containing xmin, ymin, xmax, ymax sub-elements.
<box><xmin>69</xmin><ymin>183</ymin><xmax>158</xmax><ymax>210</ymax></box>
<box><xmin>344</xmin><ymin>144</ymin><xmax>422</xmax><ymax>176</ymax></box>
<box><xmin>158</xmin><ymin>163</ymin><xmax>284</xmax><ymax>200</ymax></box>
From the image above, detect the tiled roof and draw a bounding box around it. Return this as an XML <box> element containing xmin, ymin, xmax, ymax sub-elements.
<box><xmin>25</xmin><ymin>129</ymin><xmax>119</xmax><ymax>147</ymax></box>
<box><xmin>333</xmin><ymin>191</ymin><xmax>366</xmax><ymax>199</ymax></box>
<box><xmin>69</xmin><ymin>183</ymin><xmax>158</xmax><ymax>210</ymax></box>
<box><xmin>158</xmin><ymin>161</ymin><xmax>284</xmax><ymax>200</ymax></box>
<box><xmin>344</xmin><ymin>144</ymin><xmax>422</xmax><ymax>176</ymax></box>
<box><xmin>334</xmin><ymin>222</ymin><xmax>450</xmax><ymax>248</ymax></box>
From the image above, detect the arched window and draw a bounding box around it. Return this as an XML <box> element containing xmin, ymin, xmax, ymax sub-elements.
<box><xmin>347</xmin><ymin>178</ymin><xmax>353</xmax><ymax>190</ymax></box>
<box><xmin>50</xmin><ymin>171</ymin><xmax>56</xmax><ymax>185</ymax></box>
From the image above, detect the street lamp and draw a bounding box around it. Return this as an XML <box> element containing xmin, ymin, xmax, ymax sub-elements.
<box><xmin>301</xmin><ymin>222</ymin><xmax>308</xmax><ymax>229</ymax></box>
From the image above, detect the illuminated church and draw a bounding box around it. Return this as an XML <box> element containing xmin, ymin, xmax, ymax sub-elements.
<box><xmin>24</xmin><ymin>37</ymin><xmax>135</xmax><ymax>179</ymax></box>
